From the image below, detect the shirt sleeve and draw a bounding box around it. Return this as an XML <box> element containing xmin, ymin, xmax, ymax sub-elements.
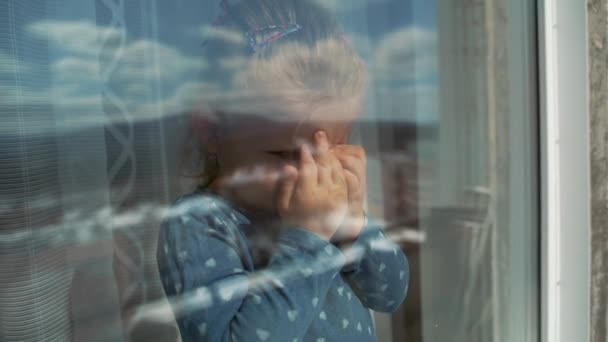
<box><xmin>338</xmin><ymin>218</ymin><xmax>410</xmax><ymax>313</ymax></box>
<box><xmin>157</xmin><ymin>195</ymin><xmax>345</xmax><ymax>342</ymax></box>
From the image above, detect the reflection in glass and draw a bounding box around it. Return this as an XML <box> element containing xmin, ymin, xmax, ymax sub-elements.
<box><xmin>0</xmin><ymin>0</ymin><xmax>538</xmax><ymax>341</ymax></box>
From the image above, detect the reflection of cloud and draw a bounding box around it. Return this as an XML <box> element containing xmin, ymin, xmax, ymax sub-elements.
<box><xmin>0</xmin><ymin>178</ymin><xmax>423</xmax><ymax>246</ymax></box>
<box><xmin>149</xmin><ymin>81</ymin><xmax>221</xmax><ymax>114</ymax></box>
<box><xmin>373</xmin><ymin>27</ymin><xmax>437</xmax><ymax>83</ymax></box>
<box><xmin>53</xmin><ymin>57</ymin><xmax>100</xmax><ymax>78</ymax></box>
<box><xmin>191</xmin><ymin>25</ymin><xmax>245</xmax><ymax>46</ymax></box>
<box><xmin>28</xmin><ymin>20</ymin><xmax>122</xmax><ymax>57</ymax></box>
<box><xmin>0</xmin><ymin>20</ymin><xmax>212</xmax><ymax>134</ymax></box>
<box><xmin>373</xmin><ymin>84</ymin><xmax>438</xmax><ymax>123</ymax></box>
<box><xmin>314</xmin><ymin>0</ymin><xmax>390</xmax><ymax>12</ymax></box>
<box><xmin>113</xmin><ymin>40</ymin><xmax>206</xmax><ymax>81</ymax></box>
<box><xmin>31</xmin><ymin>20</ymin><xmax>206</xmax><ymax>83</ymax></box>
<box><xmin>4</xmin><ymin>19</ymin><xmax>439</xmax><ymax>133</ymax></box>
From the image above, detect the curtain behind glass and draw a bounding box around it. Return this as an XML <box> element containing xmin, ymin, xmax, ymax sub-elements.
<box><xmin>418</xmin><ymin>0</ymin><xmax>538</xmax><ymax>341</ymax></box>
<box><xmin>0</xmin><ymin>0</ymin><xmax>123</xmax><ymax>341</ymax></box>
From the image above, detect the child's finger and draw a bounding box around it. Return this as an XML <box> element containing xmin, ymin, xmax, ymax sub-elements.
<box><xmin>313</xmin><ymin>131</ymin><xmax>332</xmax><ymax>185</ymax></box>
<box><xmin>335</xmin><ymin>154</ymin><xmax>365</xmax><ymax>184</ymax></box>
<box><xmin>329</xmin><ymin>152</ymin><xmax>346</xmax><ymax>186</ymax></box>
<box><xmin>276</xmin><ymin>165</ymin><xmax>298</xmax><ymax>213</ymax></box>
<box><xmin>334</xmin><ymin>145</ymin><xmax>366</xmax><ymax>167</ymax></box>
<box><xmin>343</xmin><ymin>169</ymin><xmax>362</xmax><ymax>203</ymax></box>
<box><xmin>334</xmin><ymin>144</ymin><xmax>366</xmax><ymax>160</ymax></box>
<box><xmin>298</xmin><ymin>143</ymin><xmax>317</xmax><ymax>187</ymax></box>
<box><xmin>328</xmin><ymin>150</ymin><xmax>344</xmax><ymax>183</ymax></box>
<box><xmin>335</xmin><ymin>154</ymin><xmax>360</xmax><ymax>172</ymax></box>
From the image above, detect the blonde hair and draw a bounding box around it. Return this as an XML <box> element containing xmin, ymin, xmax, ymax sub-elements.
<box><xmin>201</xmin><ymin>38</ymin><xmax>368</xmax><ymax>116</ymax></box>
<box><xmin>240</xmin><ymin>39</ymin><xmax>368</xmax><ymax>105</ymax></box>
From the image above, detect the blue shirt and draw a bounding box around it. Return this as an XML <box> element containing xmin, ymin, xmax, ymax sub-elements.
<box><xmin>157</xmin><ymin>190</ymin><xmax>409</xmax><ymax>342</ymax></box>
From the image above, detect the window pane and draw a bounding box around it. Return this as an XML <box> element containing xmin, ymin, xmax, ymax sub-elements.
<box><xmin>0</xmin><ymin>1</ymin><xmax>538</xmax><ymax>341</ymax></box>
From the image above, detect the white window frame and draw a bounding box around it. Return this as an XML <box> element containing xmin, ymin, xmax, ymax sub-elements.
<box><xmin>539</xmin><ymin>1</ymin><xmax>591</xmax><ymax>342</ymax></box>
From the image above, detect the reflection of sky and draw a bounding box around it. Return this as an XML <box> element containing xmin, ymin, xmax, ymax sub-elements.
<box><xmin>1</xmin><ymin>0</ymin><xmax>438</xmax><ymax>134</ymax></box>
<box><xmin>343</xmin><ymin>0</ymin><xmax>436</xmax><ymax>34</ymax></box>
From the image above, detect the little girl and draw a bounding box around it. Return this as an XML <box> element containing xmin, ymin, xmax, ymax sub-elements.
<box><xmin>157</xmin><ymin>1</ymin><xmax>409</xmax><ymax>341</ymax></box>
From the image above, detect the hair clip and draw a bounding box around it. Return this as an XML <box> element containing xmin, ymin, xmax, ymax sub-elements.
<box><xmin>202</xmin><ymin>1</ymin><xmax>307</xmax><ymax>53</ymax></box>
<box><xmin>245</xmin><ymin>24</ymin><xmax>302</xmax><ymax>53</ymax></box>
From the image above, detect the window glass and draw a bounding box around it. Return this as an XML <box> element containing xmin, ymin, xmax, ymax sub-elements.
<box><xmin>0</xmin><ymin>1</ymin><xmax>538</xmax><ymax>341</ymax></box>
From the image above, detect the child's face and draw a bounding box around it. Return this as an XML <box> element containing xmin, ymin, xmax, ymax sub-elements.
<box><xmin>213</xmin><ymin>98</ymin><xmax>361</xmax><ymax>217</ymax></box>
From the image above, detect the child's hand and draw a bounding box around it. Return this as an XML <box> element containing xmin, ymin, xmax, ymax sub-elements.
<box><xmin>331</xmin><ymin>144</ymin><xmax>367</xmax><ymax>242</ymax></box>
<box><xmin>276</xmin><ymin>131</ymin><xmax>348</xmax><ymax>240</ymax></box>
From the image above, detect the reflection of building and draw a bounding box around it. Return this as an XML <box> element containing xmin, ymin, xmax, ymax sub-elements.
<box><xmin>360</xmin><ymin>120</ymin><xmax>436</xmax><ymax>341</ymax></box>
<box><xmin>371</xmin><ymin>122</ymin><xmax>436</xmax><ymax>227</ymax></box>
